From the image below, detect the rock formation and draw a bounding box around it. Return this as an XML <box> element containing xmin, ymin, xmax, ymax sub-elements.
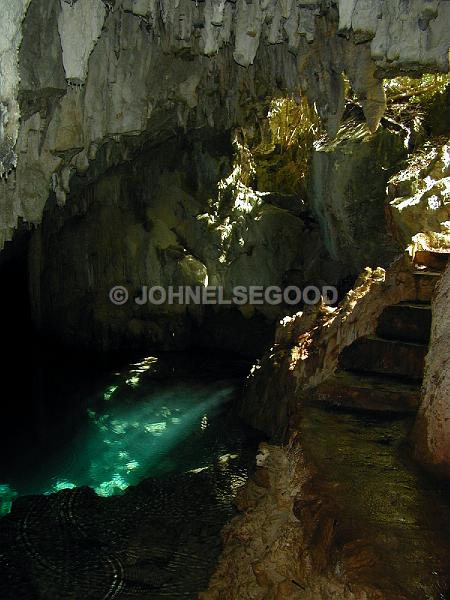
<box><xmin>308</xmin><ymin>116</ymin><xmax>407</xmax><ymax>273</ymax></box>
<box><xmin>201</xmin><ymin>432</ymin><xmax>450</xmax><ymax>599</ymax></box>
<box><xmin>1</xmin><ymin>0</ymin><xmax>449</xmax><ymax>248</ymax></box>
<box><xmin>413</xmin><ymin>261</ymin><xmax>450</xmax><ymax>477</ymax></box>
<box><xmin>240</xmin><ymin>256</ymin><xmax>426</xmax><ymax>437</ymax></box>
<box><xmin>388</xmin><ymin>139</ymin><xmax>450</xmax><ymax>254</ymax></box>
<box><xmin>199</xmin><ymin>441</ymin><xmax>368</xmax><ymax>600</ymax></box>
<box><xmin>27</xmin><ymin>132</ymin><xmax>335</xmax><ymax>354</ymax></box>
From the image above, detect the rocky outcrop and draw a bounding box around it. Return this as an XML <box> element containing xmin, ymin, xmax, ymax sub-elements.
<box><xmin>308</xmin><ymin>116</ymin><xmax>407</xmax><ymax>274</ymax></box>
<box><xmin>413</xmin><ymin>262</ymin><xmax>450</xmax><ymax>477</ymax></box>
<box><xmin>1</xmin><ymin>0</ymin><xmax>449</xmax><ymax>247</ymax></box>
<box><xmin>28</xmin><ymin>132</ymin><xmax>336</xmax><ymax>355</ymax></box>
<box><xmin>388</xmin><ymin>139</ymin><xmax>450</xmax><ymax>254</ymax></box>
<box><xmin>201</xmin><ymin>429</ymin><xmax>450</xmax><ymax>599</ymax></box>
<box><xmin>199</xmin><ymin>441</ymin><xmax>371</xmax><ymax>600</ymax></box>
<box><xmin>240</xmin><ymin>257</ymin><xmax>422</xmax><ymax>437</ymax></box>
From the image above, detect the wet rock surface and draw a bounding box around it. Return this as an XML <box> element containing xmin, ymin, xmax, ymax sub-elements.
<box><xmin>298</xmin><ymin>404</ymin><xmax>450</xmax><ymax>599</ymax></box>
<box><xmin>313</xmin><ymin>371</ymin><xmax>421</xmax><ymax>413</ymax></box>
<box><xmin>202</xmin><ymin>406</ymin><xmax>450</xmax><ymax>599</ymax></box>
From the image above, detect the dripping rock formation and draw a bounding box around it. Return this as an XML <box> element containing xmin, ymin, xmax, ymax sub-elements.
<box><xmin>0</xmin><ymin>0</ymin><xmax>449</xmax><ymax>248</ymax></box>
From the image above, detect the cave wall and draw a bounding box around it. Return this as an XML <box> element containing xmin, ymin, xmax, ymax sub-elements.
<box><xmin>307</xmin><ymin>116</ymin><xmax>408</xmax><ymax>274</ymax></box>
<box><xmin>388</xmin><ymin>137</ymin><xmax>450</xmax><ymax>254</ymax></box>
<box><xmin>413</xmin><ymin>262</ymin><xmax>450</xmax><ymax>477</ymax></box>
<box><xmin>1</xmin><ymin>0</ymin><xmax>449</xmax><ymax>248</ymax></box>
<box><xmin>27</xmin><ymin>107</ymin><xmax>415</xmax><ymax>356</ymax></box>
<box><xmin>28</xmin><ymin>131</ymin><xmax>334</xmax><ymax>355</ymax></box>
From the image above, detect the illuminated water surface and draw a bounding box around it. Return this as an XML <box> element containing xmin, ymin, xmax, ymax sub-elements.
<box><xmin>0</xmin><ymin>353</ymin><xmax>259</xmax><ymax>515</ymax></box>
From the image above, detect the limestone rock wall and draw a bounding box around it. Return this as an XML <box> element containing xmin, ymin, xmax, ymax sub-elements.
<box><xmin>308</xmin><ymin>116</ymin><xmax>407</xmax><ymax>274</ymax></box>
<box><xmin>28</xmin><ymin>132</ymin><xmax>335</xmax><ymax>355</ymax></box>
<box><xmin>0</xmin><ymin>0</ymin><xmax>449</xmax><ymax>248</ymax></box>
<box><xmin>338</xmin><ymin>0</ymin><xmax>450</xmax><ymax>71</ymax></box>
<box><xmin>388</xmin><ymin>140</ymin><xmax>450</xmax><ymax>253</ymax></box>
<box><xmin>0</xmin><ymin>0</ymin><xmax>32</xmax><ymax>175</ymax></box>
<box><xmin>413</xmin><ymin>263</ymin><xmax>450</xmax><ymax>477</ymax></box>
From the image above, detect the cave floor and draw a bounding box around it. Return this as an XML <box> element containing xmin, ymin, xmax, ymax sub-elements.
<box><xmin>300</xmin><ymin>403</ymin><xmax>450</xmax><ymax>598</ymax></box>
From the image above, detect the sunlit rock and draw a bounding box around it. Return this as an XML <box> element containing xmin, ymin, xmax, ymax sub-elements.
<box><xmin>1</xmin><ymin>0</ymin><xmax>449</xmax><ymax>246</ymax></box>
<box><xmin>388</xmin><ymin>142</ymin><xmax>450</xmax><ymax>252</ymax></box>
<box><xmin>240</xmin><ymin>257</ymin><xmax>418</xmax><ymax>437</ymax></box>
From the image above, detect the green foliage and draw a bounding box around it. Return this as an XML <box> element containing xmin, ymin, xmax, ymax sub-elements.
<box><xmin>250</xmin><ymin>96</ymin><xmax>322</xmax><ymax>195</ymax></box>
<box><xmin>225</xmin><ymin>74</ymin><xmax>449</xmax><ymax>198</ymax></box>
<box><xmin>265</xmin><ymin>97</ymin><xmax>321</xmax><ymax>154</ymax></box>
<box><xmin>383</xmin><ymin>73</ymin><xmax>450</xmax><ymax>130</ymax></box>
<box><xmin>385</xmin><ymin>74</ymin><xmax>450</xmax><ymax>105</ymax></box>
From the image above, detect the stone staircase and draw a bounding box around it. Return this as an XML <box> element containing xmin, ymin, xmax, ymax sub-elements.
<box><xmin>314</xmin><ymin>253</ymin><xmax>448</xmax><ymax>414</ymax></box>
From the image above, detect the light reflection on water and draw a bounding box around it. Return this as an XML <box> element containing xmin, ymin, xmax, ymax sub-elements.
<box><xmin>0</xmin><ymin>354</ymin><xmax>254</xmax><ymax>515</ymax></box>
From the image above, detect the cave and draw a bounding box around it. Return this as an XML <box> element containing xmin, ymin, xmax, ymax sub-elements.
<box><xmin>1</xmin><ymin>1</ymin><xmax>450</xmax><ymax>599</ymax></box>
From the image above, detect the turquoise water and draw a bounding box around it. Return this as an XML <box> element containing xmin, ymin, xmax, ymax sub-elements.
<box><xmin>0</xmin><ymin>352</ymin><xmax>260</xmax><ymax>599</ymax></box>
<box><xmin>0</xmin><ymin>353</ymin><xmax>257</xmax><ymax>516</ymax></box>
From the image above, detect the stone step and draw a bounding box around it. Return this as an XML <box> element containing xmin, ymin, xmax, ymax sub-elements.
<box><xmin>414</xmin><ymin>250</ymin><xmax>449</xmax><ymax>272</ymax></box>
<box><xmin>407</xmin><ymin>270</ymin><xmax>441</xmax><ymax>303</ymax></box>
<box><xmin>339</xmin><ymin>335</ymin><xmax>427</xmax><ymax>381</ymax></box>
<box><xmin>377</xmin><ymin>302</ymin><xmax>432</xmax><ymax>344</ymax></box>
<box><xmin>313</xmin><ymin>371</ymin><xmax>420</xmax><ymax>414</ymax></box>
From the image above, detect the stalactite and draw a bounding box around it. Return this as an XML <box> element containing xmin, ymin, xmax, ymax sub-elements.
<box><xmin>0</xmin><ymin>0</ymin><xmax>448</xmax><ymax>247</ymax></box>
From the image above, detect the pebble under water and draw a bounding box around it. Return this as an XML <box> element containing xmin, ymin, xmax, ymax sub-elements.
<box><xmin>0</xmin><ymin>352</ymin><xmax>261</xmax><ymax>599</ymax></box>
